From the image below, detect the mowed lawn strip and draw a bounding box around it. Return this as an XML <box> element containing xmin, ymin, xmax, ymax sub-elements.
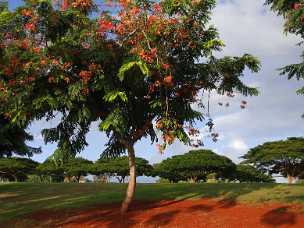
<box><xmin>1</xmin><ymin>183</ymin><xmax>304</xmax><ymax>222</ymax></box>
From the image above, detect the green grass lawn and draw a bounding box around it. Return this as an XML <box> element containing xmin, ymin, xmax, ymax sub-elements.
<box><xmin>1</xmin><ymin>182</ymin><xmax>304</xmax><ymax>222</ymax></box>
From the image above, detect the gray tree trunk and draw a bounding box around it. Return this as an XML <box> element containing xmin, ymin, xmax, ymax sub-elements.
<box><xmin>287</xmin><ymin>175</ymin><xmax>294</xmax><ymax>184</ymax></box>
<box><xmin>121</xmin><ymin>145</ymin><xmax>136</xmax><ymax>214</ymax></box>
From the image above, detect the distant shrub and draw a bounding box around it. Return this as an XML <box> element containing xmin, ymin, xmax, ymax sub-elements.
<box><xmin>156</xmin><ymin>178</ymin><xmax>170</xmax><ymax>184</ymax></box>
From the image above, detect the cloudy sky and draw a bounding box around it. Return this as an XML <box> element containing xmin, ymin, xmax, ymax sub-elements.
<box><xmin>9</xmin><ymin>1</ymin><xmax>304</xmax><ymax>173</ymax></box>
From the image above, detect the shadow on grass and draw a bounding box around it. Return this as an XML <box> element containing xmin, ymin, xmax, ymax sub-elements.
<box><xmin>285</xmin><ymin>195</ymin><xmax>304</xmax><ymax>203</ymax></box>
<box><xmin>51</xmin><ymin>197</ymin><xmax>249</xmax><ymax>227</ymax></box>
<box><xmin>217</xmin><ymin>198</ymin><xmax>237</xmax><ymax>208</ymax></box>
<box><xmin>53</xmin><ymin>202</ymin><xmax>192</xmax><ymax>228</ymax></box>
<box><xmin>24</xmin><ymin>197</ymin><xmax>303</xmax><ymax>227</ymax></box>
<box><xmin>261</xmin><ymin>206</ymin><xmax>297</xmax><ymax>227</ymax></box>
<box><xmin>135</xmin><ymin>183</ymin><xmax>277</xmax><ymax>203</ymax></box>
<box><xmin>187</xmin><ymin>204</ymin><xmax>213</xmax><ymax>212</ymax></box>
<box><xmin>2</xmin><ymin>182</ymin><xmax>300</xmax><ymax>226</ymax></box>
<box><xmin>52</xmin><ymin>183</ymin><xmax>279</xmax><ymax>227</ymax></box>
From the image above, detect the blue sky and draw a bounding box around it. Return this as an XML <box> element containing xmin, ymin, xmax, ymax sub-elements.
<box><xmin>7</xmin><ymin>1</ymin><xmax>304</xmax><ymax>180</ymax></box>
<box><xmin>8</xmin><ymin>0</ymin><xmax>23</xmax><ymax>10</ymax></box>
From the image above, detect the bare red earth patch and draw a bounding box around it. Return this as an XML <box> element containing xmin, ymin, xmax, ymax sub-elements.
<box><xmin>27</xmin><ymin>199</ymin><xmax>304</xmax><ymax>228</ymax></box>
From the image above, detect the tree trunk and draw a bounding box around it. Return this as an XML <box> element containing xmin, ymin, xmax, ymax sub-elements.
<box><xmin>12</xmin><ymin>174</ymin><xmax>17</xmax><ymax>182</ymax></box>
<box><xmin>121</xmin><ymin>144</ymin><xmax>136</xmax><ymax>214</ymax></box>
<box><xmin>287</xmin><ymin>175</ymin><xmax>294</xmax><ymax>184</ymax></box>
<box><xmin>116</xmin><ymin>177</ymin><xmax>123</xmax><ymax>183</ymax></box>
<box><xmin>64</xmin><ymin>176</ymin><xmax>70</xmax><ymax>183</ymax></box>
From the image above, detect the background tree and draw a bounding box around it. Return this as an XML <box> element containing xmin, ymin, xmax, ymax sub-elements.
<box><xmin>0</xmin><ymin>0</ymin><xmax>260</xmax><ymax>212</ymax></box>
<box><xmin>154</xmin><ymin>150</ymin><xmax>236</xmax><ymax>183</ymax></box>
<box><xmin>0</xmin><ymin>157</ymin><xmax>38</xmax><ymax>182</ymax></box>
<box><xmin>242</xmin><ymin>137</ymin><xmax>304</xmax><ymax>184</ymax></box>
<box><xmin>153</xmin><ymin>163</ymin><xmax>184</xmax><ymax>183</ymax></box>
<box><xmin>0</xmin><ymin>115</ymin><xmax>41</xmax><ymax>158</ymax></box>
<box><xmin>36</xmin><ymin>148</ymin><xmax>92</xmax><ymax>183</ymax></box>
<box><xmin>64</xmin><ymin>157</ymin><xmax>93</xmax><ymax>182</ymax></box>
<box><xmin>233</xmin><ymin>164</ymin><xmax>274</xmax><ymax>183</ymax></box>
<box><xmin>50</xmin><ymin>147</ymin><xmax>76</xmax><ymax>167</ymax></box>
<box><xmin>265</xmin><ymin>0</ymin><xmax>304</xmax><ymax>107</ymax></box>
<box><xmin>36</xmin><ymin>158</ymin><xmax>65</xmax><ymax>183</ymax></box>
<box><xmin>93</xmin><ymin>156</ymin><xmax>153</xmax><ymax>183</ymax></box>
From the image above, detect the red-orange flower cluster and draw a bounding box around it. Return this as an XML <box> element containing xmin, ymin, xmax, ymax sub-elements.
<box><xmin>71</xmin><ymin>0</ymin><xmax>93</xmax><ymax>9</ymax></box>
<box><xmin>25</xmin><ymin>22</ymin><xmax>36</xmax><ymax>32</ymax></box>
<box><xmin>139</xmin><ymin>48</ymin><xmax>157</xmax><ymax>64</ymax></box>
<box><xmin>98</xmin><ymin>18</ymin><xmax>114</xmax><ymax>35</ymax></box>
<box><xmin>163</xmin><ymin>132</ymin><xmax>175</xmax><ymax>144</ymax></box>
<box><xmin>79</xmin><ymin>70</ymin><xmax>92</xmax><ymax>83</ymax></box>
<box><xmin>21</xmin><ymin>9</ymin><xmax>33</xmax><ymax>17</ymax></box>
<box><xmin>163</xmin><ymin>74</ymin><xmax>174</xmax><ymax>88</ymax></box>
<box><xmin>294</xmin><ymin>3</ymin><xmax>303</xmax><ymax>10</ymax></box>
<box><xmin>3</xmin><ymin>67</ymin><xmax>13</xmax><ymax>77</ymax></box>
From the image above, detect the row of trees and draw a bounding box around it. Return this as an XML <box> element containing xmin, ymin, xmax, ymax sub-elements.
<box><xmin>0</xmin><ymin>157</ymin><xmax>38</xmax><ymax>182</ymax></box>
<box><xmin>0</xmin><ymin>155</ymin><xmax>153</xmax><ymax>183</ymax></box>
<box><xmin>155</xmin><ymin>137</ymin><xmax>304</xmax><ymax>184</ymax></box>
<box><xmin>154</xmin><ymin>150</ymin><xmax>274</xmax><ymax>183</ymax></box>
<box><xmin>0</xmin><ymin>149</ymin><xmax>277</xmax><ymax>184</ymax></box>
<box><xmin>1</xmin><ymin>115</ymin><xmax>304</xmax><ymax>184</ymax></box>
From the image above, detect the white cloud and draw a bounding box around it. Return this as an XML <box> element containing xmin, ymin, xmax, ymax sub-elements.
<box><xmin>213</xmin><ymin>0</ymin><xmax>301</xmax><ymax>57</ymax></box>
<box><xmin>229</xmin><ymin>138</ymin><xmax>248</xmax><ymax>151</ymax></box>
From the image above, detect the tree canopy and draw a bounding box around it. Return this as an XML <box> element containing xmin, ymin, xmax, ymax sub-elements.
<box><xmin>0</xmin><ymin>0</ymin><xmax>260</xmax><ymax>212</ymax></box>
<box><xmin>0</xmin><ymin>0</ymin><xmax>259</xmax><ymax>152</ymax></box>
<box><xmin>93</xmin><ymin>156</ymin><xmax>153</xmax><ymax>183</ymax></box>
<box><xmin>37</xmin><ymin>152</ymin><xmax>93</xmax><ymax>182</ymax></box>
<box><xmin>242</xmin><ymin>137</ymin><xmax>304</xmax><ymax>184</ymax></box>
<box><xmin>154</xmin><ymin>149</ymin><xmax>236</xmax><ymax>183</ymax></box>
<box><xmin>36</xmin><ymin>157</ymin><xmax>65</xmax><ymax>182</ymax></box>
<box><xmin>233</xmin><ymin>164</ymin><xmax>274</xmax><ymax>183</ymax></box>
<box><xmin>64</xmin><ymin>157</ymin><xmax>93</xmax><ymax>182</ymax></box>
<box><xmin>0</xmin><ymin>157</ymin><xmax>39</xmax><ymax>181</ymax></box>
<box><xmin>0</xmin><ymin>115</ymin><xmax>41</xmax><ymax>158</ymax></box>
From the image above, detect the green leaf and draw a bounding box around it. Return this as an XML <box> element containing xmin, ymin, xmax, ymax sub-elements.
<box><xmin>118</xmin><ymin>61</ymin><xmax>137</xmax><ymax>81</ymax></box>
<box><xmin>297</xmin><ymin>87</ymin><xmax>304</xmax><ymax>95</ymax></box>
<box><xmin>103</xmin><ymin>90</ymin><xmax>128</xmax><ymax>103</ymax></box>
<box><xmin>149</xmin><ymin>100</ymin><xmax>162</xmax><ymax>109</ymax></box>
<box><xmin>99</xmin><ymin>108</ymin><xmax>126</xmax><ymax>134</ymax></box>
<box><xmin>137</xmin><ymin>61</ymin><xmax>150</xmax><ymax>76</ymax></box>
<box><xmin>118</xmin><ymin>61</ymin><xmax>150</xmax><ymax>81</ymax></box>
<box><xmin>203</xmin><ymin>39</ymin><xmax>225</xmax><ymax>51</ymax></box>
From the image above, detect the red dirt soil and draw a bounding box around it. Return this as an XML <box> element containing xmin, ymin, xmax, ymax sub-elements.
<box><xmin>27</xmin><ymin>199</ymin><xmax>304</xmax><ymax>228</ymax></box>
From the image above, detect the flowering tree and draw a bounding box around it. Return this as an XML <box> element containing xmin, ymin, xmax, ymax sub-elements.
<box><xmin>0</xmin><ymin>0</ymin><xmax>260</xmax><ymax>212</ymax></box>
<box><xmin>265</xmin><ymin>0</ymin><xmax>304</xmax><ymax>101</ymax></box>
